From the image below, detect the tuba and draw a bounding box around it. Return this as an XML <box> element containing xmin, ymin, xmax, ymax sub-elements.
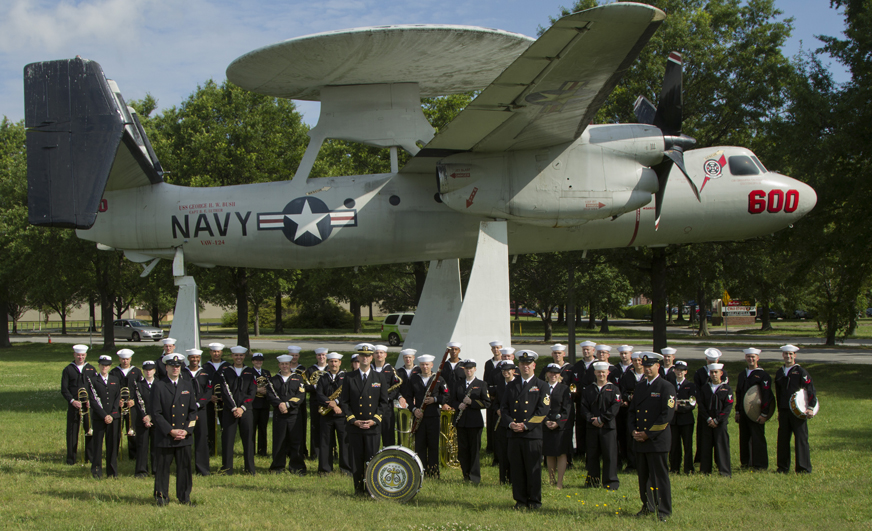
<box><xmin>439</xmin><ymin>409</ymin><xmax>460</xmax><ymax>469</ymax></box>
<box><xmin>395</xmin><ymin>405</ymin><xmax>414</xmax><ymax>448</ymax></box>
<box><xmin>78</xmin><ymin>388</ymin><xmax>92</xmax><ymax>464</ymax></box>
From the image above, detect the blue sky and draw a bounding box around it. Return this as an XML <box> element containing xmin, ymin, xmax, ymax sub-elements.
<box><xmin>0</xmin><ymin>0</ymin><xmax>847</xmax><ymax>125</ymax></box>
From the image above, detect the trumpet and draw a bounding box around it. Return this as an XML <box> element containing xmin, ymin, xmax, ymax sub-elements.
<box><xmin>676</xmin><ymin>397</ymin><xmax>697</xmax><ymax>407</ymax></box>
<box><xmin>77</xmin><ymin>388</ymin><xmax>92</xmax><ymax>464</ymax></box>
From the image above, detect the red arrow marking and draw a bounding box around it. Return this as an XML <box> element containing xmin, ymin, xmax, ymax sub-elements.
<box><xmin>450</xmin><ymin>172</ymin><xmax>470</xmax><ymax>179</ymax></box>
<box><xmin>598</xmin><ymin>202</ymin><xmax>606</xmax><ymax>209</ymax></box>
<box><xmin>466</xmin><ymin>187</ymin><xmax>479</xmax><ymax>208</ymax></box>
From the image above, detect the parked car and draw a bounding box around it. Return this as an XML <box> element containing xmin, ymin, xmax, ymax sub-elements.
<box><xmin>113</xmin><ymin>319</ymin><xmax>164</xmax><ymax>342</ymax></box>
<box><xmin>510</xmin><ymin>308</ymin><xmax>537</xmax><ymax>317</ymax></box>
<box><xmin>381</xmin><ymin>312</ymin><xmax>415</xmax><ymax>346</ymax></box>
<box><xmin>795</xmin><ymin>309</ymin><xmax>810</xmax><ymax>319</ymax></box>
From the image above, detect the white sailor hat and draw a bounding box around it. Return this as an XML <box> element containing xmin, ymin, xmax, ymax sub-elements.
<box><xmin>400</xmin><ymin>349</ymin><xmax>417</xmax><ymax>357</ymax></box>
<box><xmin>551</xmin><ymin>344</ymin><xmax>566</xmax><ymax>352</ymax></box>
<box><xmin>641</xmin><ymin>352</ymin><xmax>664</xmax><ymax>366</ymax></box>
<box><xmin>447</xmin><ymin>341</ymin><xmax>462</xmax><ymax>348</ymax></box>
<box><xmin>704</xmin><ymin>348</ymin><xmax>722</xmax><ymax>360</ymax></box>
<box><xmin>230</xmin><ymin>345</ymin><xmax>248</xmax><ymax>354</ymax></box>
<box><xmin>489</xmin><ymin>340</ymin><xmax>503</xmax><ymax>348</ymax></box>
<box><xmin>251</xmin><ymin>352</ymin><xmax>265</xmax><ymax>360</ymax></box>
<box><xmin>780</xmin><ymin>344</ymin><xmax>799</xmax><ymax>352</ymax></box>
<box><xmin>707</xmin><ymin>363</ymin><xmax>724</xmax><ymax>371</ymax></box>
<box><xmin>579</xmin><ymin>341</ymin><xmax>596</xmax><ymax>348</ymax></box>
<box><xmin>116</xmin><ymin>348</ymin><xmax>134</xmax><ymax>359</ymax></box>
<box><xmin>592</xmin><ymin>361</ymin><xmax>610</xmax><ymax>371</ymax></box>
<box><xmin>517</xmin><ymin>350</ymin><xmax>538</xmax><ymax>363</ymax></box>
<box><xmin>208</xmin><ymin>342</ymin><xmax>224</xmax><ymax>351</ymax></box>
<box><xmin>185</xmin><ymin>349</ymin><xmax>203</xmax><ymax>357</ymax></box>
<box><xmin>350</xmin><ymin>353</ymin><xmax>359</xmax><ymax>361</ymax></box>
<box><xmin>314</xmin><ymin>347</ymin><xmax>329</xmax><ymax>355</ymax></box>
<box><xmin>162</xmin><ymin>338</ymin><xmax>177</xmax><ymax>346</ymax></box>
<box><xmin>73</xmin><ymin>344</ymin><xmax>89</xmax><ymax>354</ymax></box>
<box><xmin>98</xmin><ymin>355</ymin><xmax>112</xmax><ymax>365</ymax></box>
<box><xmin>499</xmin><ymin>347</ymin><xmax>516</xmax><ymax>356</ymax></box>
<box><xmin>743</xmin><ymin>348</ymin><xmax>761</xmax><ymax>355</ymax></box>
<box><xmin>287</xmin><ymin>346</ymin><xmax>302</xmax><ymax>354</ymax></box>
<box><xmin>618</xmin><ymin>345</ymin><xmax>634</xmax><ymax>353</ymax></box>
<box><xmin>595</xmin><ymin>344</ymin><xmax>611</xmax><ymax>352</ymax></box>
<box><xmin>374</xmin><ymin>345</ymin><xmax>388</xmax><ymax>352</ymax></box>
<box><xmin>661</xmin><ymin>347</ymin><xmax>677</xmax><ymax>356</ymax></box>
<box><xmin>276</xmin><ymin>354</ymin><xmax>293</xmax><ymax>363</ymax></box>
<box><xmin>631</xmin><ymin>351</ymin><xmax>642</xmax><ymax>359</ymax></box>
<box><xmin>162</xmin><ymin>353</ymin><xmax>186</xmax><ymax>366</ymax></box>
<box><xmin>326</xmin><ymin>352</ymin><xmax>343</xmax><ymax>360</ymax></box>
<box><xmin>545</xmin><ymin>363</ymin><xmax>562</xmax><ymax>373</ymax></box>
<box><xmin>417</xmin><ymin>354</ymin><xmax>435</xmax><ymax>363</ymax></box>
<box><xmin>674</xmin><ymin>360</ymin><xmax>689</xmax><ymax>369</ymax></box>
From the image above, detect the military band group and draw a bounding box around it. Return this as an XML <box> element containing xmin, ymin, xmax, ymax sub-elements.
<box><xmin>62</xmin><ymin>337</ymin><xmax>817</xmax><ymax>519</ymax></box>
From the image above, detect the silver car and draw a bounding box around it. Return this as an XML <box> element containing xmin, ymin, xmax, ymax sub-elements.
<box><xmin>113</xmin><ymin>319</ymin><xmax>164</xmax><ymax>342</ymax></box>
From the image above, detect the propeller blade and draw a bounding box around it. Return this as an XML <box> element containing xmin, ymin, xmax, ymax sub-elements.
<box><xmin>663</xmin><ymin>147</ymin><xmax>701</xmax><ymax>202</ymax></box>
<box><xmin>652</xmin><ymin>160</ymin><xmax>672</xmax><ymax>231</ymax></box>
<box><xmin>653</xmin><ymin>51</ymin><xmax>683</xmax><ymax>135</ymax></box>
<box><xmin>633</xmin><ymin>95</ymin><xmax>657</xmax><ymax>125</ymax></box>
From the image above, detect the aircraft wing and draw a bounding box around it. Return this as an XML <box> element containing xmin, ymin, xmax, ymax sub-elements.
<box><xmin>402</xmin><ymin>3</ymin><xmax>665</xmax><ymax>173</ymax></box>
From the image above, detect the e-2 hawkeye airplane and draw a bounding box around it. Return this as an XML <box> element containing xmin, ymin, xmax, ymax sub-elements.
<box><xmin>24</xmin><ymin>3</ymin><xmax>815</xmax><ymax>364</ymax></box>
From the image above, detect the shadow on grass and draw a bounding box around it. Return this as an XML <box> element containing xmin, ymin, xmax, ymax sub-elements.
<box><xmin>38</xmin><ymin>488</ymin><xmax>157</xmax><ymax>505</ymax></box>
<box><xmin>816</xmin><ymin>427</ymin><xmax>872</xmax><ymax>454</ymax></box>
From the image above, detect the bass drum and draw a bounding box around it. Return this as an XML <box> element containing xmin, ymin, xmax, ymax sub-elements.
<box><xmin>365</xmin><ymin>446</ymin><xmax>424</xmax><ymax>503</ymax></box>
<box><xmin>789</xmin><ymin>389</ymin><xmax>820</xmax><ymax>419</ymax></box>
<box><xmin>743</xmin><ymin>385</ymin><xmax>774</xmax><ymax>419</ymax></box>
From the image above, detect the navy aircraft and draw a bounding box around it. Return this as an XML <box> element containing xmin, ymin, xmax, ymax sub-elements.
<box><xmin>24</xmin><ymin>3</ymin><xmax>815</xmax><ymax>363</ymax></box>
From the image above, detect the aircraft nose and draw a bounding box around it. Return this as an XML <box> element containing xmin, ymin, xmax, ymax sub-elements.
<box><xmin>771</xmin><ymin>173</ymin><xmax>816</xmax><ymax>222</ymax></box>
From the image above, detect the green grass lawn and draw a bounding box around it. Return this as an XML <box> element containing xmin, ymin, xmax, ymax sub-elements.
<box><xmin>1</xmin><ymin>343</ymin><xmax>870</xmax><ymax>530</ymax></box>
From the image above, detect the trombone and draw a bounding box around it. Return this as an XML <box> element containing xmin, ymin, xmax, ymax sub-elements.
<box><xmin>213</xmin><ymin>383</ymin><xmax>223</xmax><ymax>457</ymax></box>
<box><xmin>78</xmin><ymin>388</ymin><xmax>93</xmax><ymax>464</ymax></box>
<box><xmin>118</xmin><ymin>387</ymin><xmax>135</xmax><ymax>460</ymax></box>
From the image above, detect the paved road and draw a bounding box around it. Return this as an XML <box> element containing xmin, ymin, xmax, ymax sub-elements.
<box><xmin>12</xmin><ymin>334</ymin><xmax>870</xmax><ymax>365</ymax></box>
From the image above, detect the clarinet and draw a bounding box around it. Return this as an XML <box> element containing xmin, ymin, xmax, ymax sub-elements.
<box><xmin>220</xmin><ymin>371</ymin><xmax>239</xmax><ymax>410</ymax></box>
<box><xmin>88</xmin><ymin>376</ymin><xmax>104</xmax><ymax>411</ymax></box>
<box><xmin>134</xmin><ymin>380</ymin><xmax>148</xmax><ymax>417</ymax></box>
<box><xmin>453</xmin><ymin>382</ymin><xmax>477</xmax><ymax>426</ymax></box>
<box><xmin>265</xmin><ymin>377</ymin><xmax>285</xmax><ymax>410</ymax></box>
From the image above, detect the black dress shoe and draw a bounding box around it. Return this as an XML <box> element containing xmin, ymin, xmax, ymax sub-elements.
<box><xmin>134</xmin><ymin>473</ymin><xmax>147</xmax><ymax>479</ymax></box>
<box><xmin>512</xmin><ymin>503</ymin><xmax>525</xmax><ymax>510</ymax></box>
<box><xmin>658</xmin><ymin>514</ymin><xmax>669</xmax><ymax>522</ymax></box>
<box><xmin>181</xmin><ymin>500</ymin><xmax>197</xmax><ymax>507</ymax></box>
<box><xmin>528</xmin><ymin>503</ymin><xmax>542</xmax><ymax>510</ymax></box>
<box><xmin>635</xmin><ymin>508</ymin><xmax>652</xmax><ymax>517</ymax></box>
<box><xmin>155</xmin><ymin>497</ymin><xmax>168</xmax><ymax>507</ymax></box>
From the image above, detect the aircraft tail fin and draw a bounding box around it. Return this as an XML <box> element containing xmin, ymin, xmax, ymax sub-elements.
<box><xmin>24</xmin><ymin>57</ymin><xmax>164</xmax><ymax>229</ymax></box>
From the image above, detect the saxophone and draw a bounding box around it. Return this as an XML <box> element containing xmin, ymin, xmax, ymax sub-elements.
<box><xmin>318</xmin><ymin>386</ymin><xmax>343</xmax><ymax>416</ymax></box>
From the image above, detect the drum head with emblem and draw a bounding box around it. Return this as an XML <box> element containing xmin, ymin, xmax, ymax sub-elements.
<box><xmin>365</xmin><ymin>446</ymin><xmax>424</xmax><ymax>503</ymax></box>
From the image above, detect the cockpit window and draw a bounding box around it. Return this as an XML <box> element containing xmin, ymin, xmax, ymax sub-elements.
<box><xmin>751</xmin><ymin>156</ymin><xmax>768</xmax><ymax>173</ymax></box>
<box><xmin>728</xmin><ymin>156</ymin><xmax>760</xmax><ymax>175</ymax></box>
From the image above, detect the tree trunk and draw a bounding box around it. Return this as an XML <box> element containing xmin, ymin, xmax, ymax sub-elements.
<box><xmin>676</xmin><ymin>303</ymin><xmax>685</xmax><ymax>323</ymax></box>
<box><xmin>100</xmin><ymin>289</ymin><xmax>115</xmax><ymax>352</ymax></box>
<box><xmin>89</xmin><ymin>294</ymin><xmax>97</xmax><ymax>332</ymax></box>
<box><xmin>557</xmin><ymin>305</ymin><xmax>564</xmax><ymax>326</ymax></box>
<box><xmin>697</xmin><ymin>285</ymin><xmax>710</xmax><ymax>337</ymax></box>
<box><xmin>368</xmin><ymin>302</ymin><xmax>374</xmax><ymax>321</ymax></box>
<box><xmin>60</xmin><ymin>307</ymin><xmax>68</xmax><ymax>335</ymax></box>
<box><xmin>666</xmin><ymin>297</ymin><xmax>674</xmax><ymax>324</ymax></box>
<box><xmin>274</xmin><ymin>291</ymin><xmax>284</xmax><ymax>334</ymax></box>
<box><xmin>413</xmin><ymin>262</ymin><xmax>427</xmax><ymax>307</ymax></box>
<box><xmin>351</xmin><ymin>299</ymin><xmax>362</xmax><ymax>334</ymax></box>
<box><xmin>825</xmin><ymin>321</ymin><xmax>836</xmax><ymax>346</ymax></box>
<box><xmin>567</xmin><ymin>263</ymin><xmax>576</xmax><ymax>365</ymax></box>
<box><xmin>542</xmin><ymin>316</ymin><xmax>553</xmax><ymax>342</ymax></box>
<box><xmin>151</xmin><ymin>305</ymin><xmax>160</xmax><ymax>327</ymax></box>
<box><xmin>587</xmin><ymin>301</ymin><xmax>596</xmax><ymax>329</ymax></box>
<box><xmin>253</xmin><ymin>303</ymin><xmax>260</xmax><ymax>337</ymax></box>
<box><xmin>600</xmin><ymin>313</ymin><xmax>610</xmax><ymax>333</ymax></box>
<box><xmin>689</xmin><ymin>301</ymin><xmax>697</xmax><ymax>325</ymax></box>
<box><xmin>651</xmin><ymin>247</ymin><xmax>667</xmax><ymax>352</ymax></box>
<box><xmin>0</xmin><ymin>294</ymin><xmax>11</xmax><ymax>348</ymax></box>
<box><xmin>235</xmin><ymin>268</ymin><xmax>250</xmax><ymax>349</ymax></box>
<box><xmin>760</xmin><ymin>300</ymin><xmax>773</xmax><ymax>331</ymax></box>
<box><xmin>513</xmin><ymin>301</ymin><xmax>520</xmax><ymax>321</ymax></box>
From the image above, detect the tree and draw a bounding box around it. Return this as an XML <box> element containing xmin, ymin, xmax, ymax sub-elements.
<box><xmin>0</xmin><ymin>118</ymin><xmax>28</xmax><ymax>347</ymax></box>
<box><xmin>511</xmin><ymin>253</ymin><xmax>568</xmax><ymax>341</ymax></box>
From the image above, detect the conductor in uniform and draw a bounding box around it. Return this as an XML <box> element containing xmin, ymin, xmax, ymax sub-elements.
<box><xmin>151</xmin><ymin>352</ymin><xmax>197</xmax><ymax>506</ymax></box>
<box><xmin>500</xmin><ymin>350</ymin><xmax>549</xmax><ymax>510</ymax></box>
<box><xmin>340</xmin><ymin>345</ymin><xmax>389</xmax><ymax>495</ymax></box>
<box><xmin>631</xmin><ymin>352</ymin><xmax>676</xmax><ymax>521</ymax></box>
<box><xmin>61</xmin><ymin>344</ymin><xmax>96</xmax><ymax>465</ymax></box>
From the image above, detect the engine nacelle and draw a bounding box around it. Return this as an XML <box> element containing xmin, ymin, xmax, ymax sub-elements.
<box><xmin>437</xmin><ymin>124</ymin><xmax>664</xmax><ymax>226</ymax></box>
